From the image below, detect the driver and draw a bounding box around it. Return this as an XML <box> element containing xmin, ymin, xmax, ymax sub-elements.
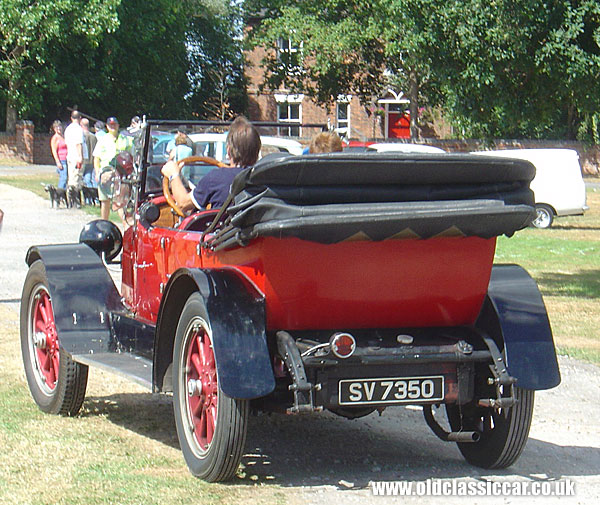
<box><xmin>161</xmin><ymin>116</ymin><xmax>261</xmax><ymax>211</ymax></box>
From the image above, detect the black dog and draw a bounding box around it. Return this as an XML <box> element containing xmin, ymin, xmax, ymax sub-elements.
<box><xmin>82</xmin><ymin>186</ymin><xmax>99</xmax><ymax>206</ymax></box>
<box><xmin>67</xmin><ymin>186</ymin><xmax>82</xmax><ymax>208</ymax></box>
<box><xmin>44</xmin><ymin>184</ymin><xmax>68</xmax><ymax>208</ymax></box>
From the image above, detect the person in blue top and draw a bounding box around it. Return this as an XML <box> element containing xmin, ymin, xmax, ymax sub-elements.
<box><xmin>161</xmin><ymin>116</ymin><xmax>261</xmax><ymax>210</ymax></box>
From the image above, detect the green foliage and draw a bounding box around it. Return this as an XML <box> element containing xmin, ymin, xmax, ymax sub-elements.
<box><xmin>0</xmin><ymin>0</ymin><xmax>120</xmax><ymax>117</ymax></box>
<box><xmin>1</xmin><ymin>0</ymin><xmax>248</xmax><ymax>129</ymax></box>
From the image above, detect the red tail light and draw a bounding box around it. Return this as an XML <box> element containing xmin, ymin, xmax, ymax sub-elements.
<box><xmin>330</xmin><ymin>332</ymin><xmax>356</xmax><ymax>359</ymax></box>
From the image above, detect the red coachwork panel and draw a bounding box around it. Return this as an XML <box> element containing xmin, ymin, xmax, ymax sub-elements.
<box><xmin>203</xmin><ymin>236</ymin><xmax>496</xmax><ymax>330</ymax></box>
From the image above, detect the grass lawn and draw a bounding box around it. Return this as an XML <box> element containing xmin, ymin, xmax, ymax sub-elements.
<box><xmin>495</xmin><ymin>187</ymin><xmax>600</xmax><ymax>363</ymax></box>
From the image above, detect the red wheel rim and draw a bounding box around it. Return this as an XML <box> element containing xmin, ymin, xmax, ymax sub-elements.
<box><xmin>184</xmin><ymin>319</ymin><xmax>218</xmax><ymax>454</ymax></box>
<box><xmin>30</xmin><ymin>285</ymin><xmax>60</xmax><ymax>393</ymax></box>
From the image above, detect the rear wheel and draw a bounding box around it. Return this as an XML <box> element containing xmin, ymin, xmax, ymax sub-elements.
<box><xmin>172</xmin><ymin>293</ymin><xmax>248</xmax><ymax>481</ymax></box>
<box><xmin>532</xmin><ymin>204</ymin><xmax>554</xmax><ymax>228</ymax></box>
<box><xmin>20</xmin><ymin>260</ymin><xmax>88</xmax><ymax>415</ymax></box>
<box><xmin>446</xmin><ymin>386</ymin><xmax>534</xmax><ymax>469</ymax></box>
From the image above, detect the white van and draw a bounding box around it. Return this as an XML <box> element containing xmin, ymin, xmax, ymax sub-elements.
<box><xmin>473</xmin><ymin>148</ymin><xmax>588</xmax><ymax>228</ymax></box>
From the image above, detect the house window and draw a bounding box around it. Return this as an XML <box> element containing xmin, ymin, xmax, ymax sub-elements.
<box><xmin>336</xmin><ymin>102</ymin><xmax>350</xmax><ymax>135</ymax></box>
<box><xmin>277</xmin><ymin>37</ymin><xmax>302</xmax><ymax>75</ymax></box>
<box><xmin>277</xmin><ymin>102</ymin><xmax>301</xmax><ymax>137</ymax></box>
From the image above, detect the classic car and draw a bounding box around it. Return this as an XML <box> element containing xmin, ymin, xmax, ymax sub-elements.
<box><xmin>20</xmin><ymin>119</ymin><xmax>560</xmax><ymax>482</ymax></box>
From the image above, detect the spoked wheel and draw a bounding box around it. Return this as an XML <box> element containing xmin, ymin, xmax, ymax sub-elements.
<box><xmin>173</xmin><ymin>293</ymin><xmax>248</xmax><ymax>482</ymax></box>
<box><xmin>20</xmin><ymin>260</ymin><xmax>88</xmax><ymax>415</ymax></box>
<box><xmin>446</xmin><ymin>386</ymin><xmax>534</xmax><ymax>469</ymax></box>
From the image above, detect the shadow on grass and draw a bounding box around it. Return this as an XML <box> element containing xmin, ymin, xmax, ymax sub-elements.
<box><xmin>550</xmin><ymin>224</ymin><xmax>600</xmax><ymax>231</ymax></box>
<box><xmin>537</xmin><ymin>269</ymin><xmax>600</xmax><ymax>299</ymax></box>
<box><xmin>83</xmin><ymin>392</ymin><xmax>179</xmax><ymax>449</ymax></box>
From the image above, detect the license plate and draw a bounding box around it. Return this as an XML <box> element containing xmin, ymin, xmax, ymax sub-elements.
<box><xmin>338</xmin><ymin>376</ymin><xmax>444</xmax><ymax>405</ymax></box>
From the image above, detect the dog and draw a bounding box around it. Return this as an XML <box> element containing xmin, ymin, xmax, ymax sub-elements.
<box><xmin>44</xmin><ymin>184</ymin><xmax>68</xmax><ymax>208</ymax></box>
<box><xmin>82</xmin><ymin>186</ymin><xmax>99</xmax><ymax>206</ymax></box>
<box><xmin>67</xmin><ymin>186</ymin><xmax>82</xmax><ymax>208</ymax></box>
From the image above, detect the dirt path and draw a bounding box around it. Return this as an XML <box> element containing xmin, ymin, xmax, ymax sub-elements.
<box><xmin>1</xmin><ymin>175</ymin><xmax>599</xmax><ymax>504</ymax></box>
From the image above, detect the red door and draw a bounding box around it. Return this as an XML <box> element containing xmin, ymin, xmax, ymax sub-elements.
<box><xmin>388</xmin><ymin>112</ymin><xmax>410</xmax><ymax>138</ymax></box>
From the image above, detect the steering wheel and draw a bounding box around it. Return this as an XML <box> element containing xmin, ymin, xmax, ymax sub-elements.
<box><xmin>163</xmin><ymin>155</ymin><xmax>226</xmax><ymax>217</ymax></box>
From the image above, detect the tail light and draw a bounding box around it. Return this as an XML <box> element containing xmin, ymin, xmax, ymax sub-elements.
<box><xmin>330</xmin><ymin>332</ymin><xmax>356</xmax><ymax>359</ymax></box>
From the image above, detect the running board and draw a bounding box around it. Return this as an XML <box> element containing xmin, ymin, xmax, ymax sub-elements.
<box><xmin>72</xmin><ymin>352</ymin><xmax>153</xmax><ymax>391</ymax></box>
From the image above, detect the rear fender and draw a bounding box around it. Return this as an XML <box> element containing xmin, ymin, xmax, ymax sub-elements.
<box><xmin>25</xmin><ymin>244</ymin><xmax>124</xmax><ymax>355</ymax></box>
<box><xmin>477</xmin><ymin>264</ymin><xmax>560</xmax><ymax>390</ymax></box>
<box><xmin>154</xmin><ymin>267</ymin><xmax>275</xmax><ymax>399</ymax></box>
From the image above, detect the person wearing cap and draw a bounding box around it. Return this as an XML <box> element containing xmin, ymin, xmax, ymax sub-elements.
<box><xmin>92</xmin><ymin>117</ymin><xmax>130</xmax><ymax>220</ymax></box>
<box><xmin>64</xmin><ymin>110</ymin><xmax>88</xmax><ymax>206</ymax></box>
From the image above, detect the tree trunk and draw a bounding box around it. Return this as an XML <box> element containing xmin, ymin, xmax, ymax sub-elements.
<box><xmin>6</xmin><ymin>77</ymin><xmax>18</xmax><ymax>133</ymax></box>
<box><xmin>408</xmin><ymin>68</ymin><xmax>419</xmax><ymax>140</ymax></box>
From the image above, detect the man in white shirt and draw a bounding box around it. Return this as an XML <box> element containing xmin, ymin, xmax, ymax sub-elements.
<box><xmin>63</xmin><ymin>110</ymin><xmax>88</xmax><ymax>204</ymax></box>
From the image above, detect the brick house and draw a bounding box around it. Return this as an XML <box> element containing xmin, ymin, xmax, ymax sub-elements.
<box><xmin>244</xmin><ymin>32</ymin><xmax>412</xmax><ymax>142</ymax></box>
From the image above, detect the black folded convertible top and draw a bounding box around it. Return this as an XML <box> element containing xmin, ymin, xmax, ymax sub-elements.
<box><xmin>205</xmin><ymin>152</ymin><xmax>536</xmax><ymax>250</ymax></box>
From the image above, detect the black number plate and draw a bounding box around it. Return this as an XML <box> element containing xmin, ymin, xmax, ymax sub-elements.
<box><xmin>338</xmin><ymin>376</ymin><xmax>444</xmax><ymax>405</ymax></box>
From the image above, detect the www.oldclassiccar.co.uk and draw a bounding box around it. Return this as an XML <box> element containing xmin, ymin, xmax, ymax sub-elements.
<box><xmin>370</xmin><ymin>478</ymin><xmax>576</xmax><ymax>497</ymax></box>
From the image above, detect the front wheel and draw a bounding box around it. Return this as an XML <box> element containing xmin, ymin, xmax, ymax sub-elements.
<box><xmin>446</xmin><ymin>386</ymin><xmax>534</xmax><ymax>469</ymax></box>
<box><xmin>20</xmin><ymin>260</ymin><xmax>88</xmax><ymax>415</ymax></box>
<box><xmin>172</xmin><ymin>293</ymin><xmax>249</xmax><ymax>482</ymax></box>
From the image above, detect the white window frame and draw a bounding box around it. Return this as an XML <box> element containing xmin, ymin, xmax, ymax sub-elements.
<box><xmin>336</xmin><ymin>95</ymin><xmax>352</xmax><ymax>136</ymax></box>
<box><xmin>275</xmin><ymin>94</ymin><xmax>303</xmax><ymax>137</ymax></box>
<box><xmin>276</xmin><ymin>37</ymin><xmax>303</xmax><ymax>75</ymax></box>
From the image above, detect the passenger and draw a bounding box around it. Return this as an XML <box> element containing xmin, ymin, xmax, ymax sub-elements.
<box><xmin>168</xmin><ymin>132</ymin><xmax>193</xmax><ymax>162</ymax></box>
<box><xmin>161</xmin><ymin>116</ymin><xmax>261</xmax><ymax>211</ymax></box>
<box><xmin>308</xmin><ymin>131</ymin><xmax>343</xmax><ymax>154</ymax></box>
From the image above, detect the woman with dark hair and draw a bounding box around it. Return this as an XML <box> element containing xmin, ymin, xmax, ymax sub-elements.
<box><xmin>50</xmin><ymin>120</ymin><xmax>68</xmax><ymax>189</ymax></box>
<box><xmin>161</xmin><ymin>116</ymin><xmax>261</xmax><ymax>210</ymax></box>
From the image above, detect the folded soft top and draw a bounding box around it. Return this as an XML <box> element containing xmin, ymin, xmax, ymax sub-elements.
<box><xmin>205</xmin><ymin>152</ymin><xmax>536</xmax><ymax>250</ymax></box>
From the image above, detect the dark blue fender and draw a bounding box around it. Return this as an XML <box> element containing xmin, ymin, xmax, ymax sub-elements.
<box><xmin>25</xmin><ymin>244</ymin><xmax>124</xmax><ymax>355</ymax></box>
<box><xmin>155</xmin><ymin>268</ymin><xmax>275</xmax><ymax>400</ymax></box>
<box><xmin>478</xmin><ymin>264</ymin><xmax>560</xmax><ymax>390</ymax></box>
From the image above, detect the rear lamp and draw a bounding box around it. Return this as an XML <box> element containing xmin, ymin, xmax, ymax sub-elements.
<box><xmin>329</xmin><ymin>332</ymin><xmax>356</xmax><ymax>359</ymax></box>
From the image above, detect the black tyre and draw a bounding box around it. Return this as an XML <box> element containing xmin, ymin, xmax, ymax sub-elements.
<box><xmin>531</xmin><ymin>204</ymin><xmax>554</xmax><ymax>229</ymax></box>
<box><xmin>172</xmin><ymin>293</ymin><xmax>249</xmax><ymax>482</ymax></box>
<box><xmin>20</xmin><ymin>260</ymin><xmax>88</xmax><ymax>415</ymax></box>
<box><xmin>446</xmin><ymin>386</ymin><xmax>534</xmax><ymax>469</ymax></box>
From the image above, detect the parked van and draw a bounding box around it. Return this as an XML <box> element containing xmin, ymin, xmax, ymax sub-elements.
<box><xmin>473</xmin><ymin>148</ymin><xmax>588</xmax><ymax>228</ymax></box>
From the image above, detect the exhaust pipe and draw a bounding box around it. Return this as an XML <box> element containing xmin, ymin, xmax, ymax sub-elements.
<box><xmin>446</xmin><ymin>431</ymin><xmax>480</xmax><ymax>443</ymax></box>
<box><xmin>423</xmin><ymin>404</ymin><xmax>481</xmax><ymax>443</ymax></box>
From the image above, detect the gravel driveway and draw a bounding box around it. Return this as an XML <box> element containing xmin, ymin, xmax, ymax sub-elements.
<box><xmin>1</xmin><ymin>167</ymin><xmax>599</xmax><ymax>504</ymax></box>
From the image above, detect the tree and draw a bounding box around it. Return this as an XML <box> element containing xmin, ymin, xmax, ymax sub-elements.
<box><xmin>431</xmin><ymin>0</ymin><xmax>600</xmax><ymax>139</ymax></box>
<box><xmin>186</xmin><ymin>2</ymin><xmax>248</xmax><ymax>119</ymax></box>
<box><xmin>0</xmin><ymin>0</ymin><xmax>120</xmax><ymax>131</ymax></box>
